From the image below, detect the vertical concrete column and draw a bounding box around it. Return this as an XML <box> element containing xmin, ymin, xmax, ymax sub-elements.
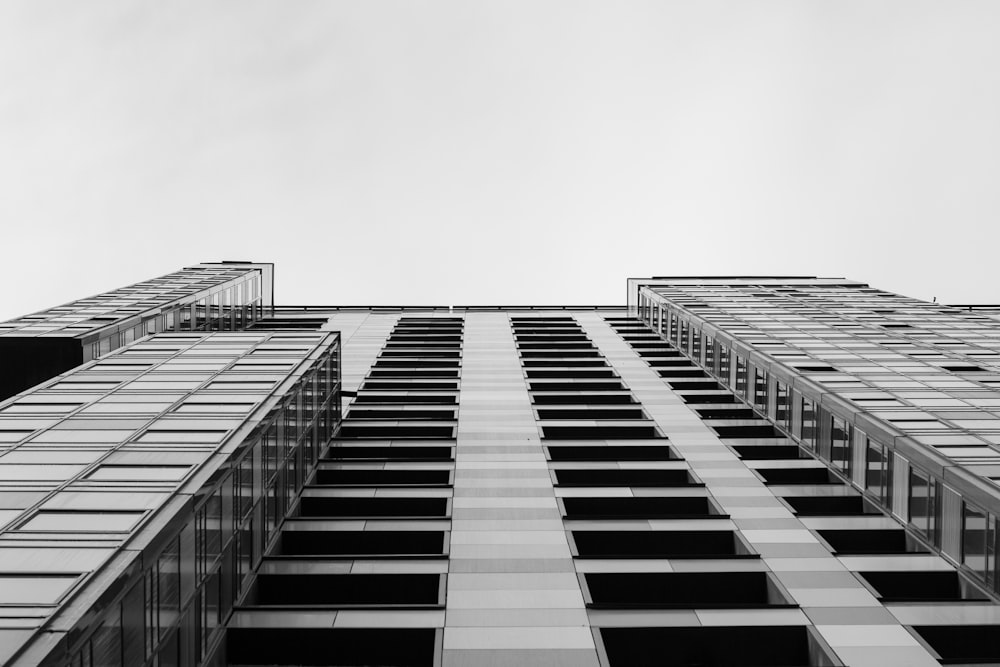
<box><xmin>443</xmin><ymin>312</ymin><xmax>598</xmax><ymax>667</ymax></box>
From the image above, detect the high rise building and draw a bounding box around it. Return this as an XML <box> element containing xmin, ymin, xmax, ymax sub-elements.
<box><xmin>1</xmin><ymin>267</ymin><xmax>1000</xmax><ymax>666</ymax></box>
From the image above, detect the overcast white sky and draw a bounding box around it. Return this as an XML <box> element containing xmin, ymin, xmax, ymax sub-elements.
<box><xmin>1</xmin><ymin>1</ymin><xmax>999</xmax><ymax>319</ymax></box>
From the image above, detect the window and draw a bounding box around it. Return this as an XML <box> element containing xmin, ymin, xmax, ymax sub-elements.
<box><xmin>962</xmin><ymin>502</ymin><xmax>994</xmax><ymax>585</ymax></box>
<box><xmin>562</xmin><ymin>496</ymin><xmax>720</xmax><ymax>519</ymax></box>
<box><xmin>125</xmin><ymin>380</ymin><xmax>204</xmax><ymax>391</ymax></box>
<box><xmin>174</xmin><ymin>402</ymin><xmax>255</xmax><ymax>414</ymax></box>
<box><xmin>600</xmin><ymin>627</ymin><xmax>822</xmax><ymax>667</ymax></box>
<box><xmin>29</xmin><ymin>429</ymin><xmax>134</xmax><ymax>443</ymax></box>
<box><xmin>830</xmin><ymin>415</ymin><xmax>851</xmax><ymax>475</ymax></box>
<box><xmin>0</xmin><ymin>403</ymin><xmax>82</xmax><ymax>415</ymax></box>
<box><xmin>541</xmin><ymin>424</ymin><xmax>660</xmax><ymax>439</ymax></box>
<box><xmin>227</xmin><ymin>628</ymin><xmax>438</xmax><ymax>667</ymax></box>
<box><xmin>0</xmin><ymin>575</ymin><xmax>79</xmax><ymax>604</ymax></box>
<box><xmin>584</xmin><ymin>571</ymin><xmax>787</xmax><ymax>607</ymax></box>
<box><xmin>49</xmin><ymin>381</ymin><xmax>122</xmax><ymax>391</ymax></box>
<box><xmin>90</xmin><ymin>605</ymin><xmax>123</xmax><ymax>667</ymax></box>
<box><xmin>553</xmin><ymin>468</ymin><xmax>695</xmax><ymax>487</ymax></box>
<box><xmin>909</xmin><ymin>468</ymin><xmax>938</xmax><ymax>545</ymax></box>
<box><xmin>753</xmin><ymin>368</ymin><xmax>768</xmax><ymax>414</ymax></box>
<box><xmin>204</xmin><ymin>380</ymin><xmax>275</xmax><ymax>391</ymax></box>
<box><xmin>137</xmin><ymin>430</ymin><xmax>228</xmax><ymax>444</ymax></box>
<box><xmin>0</xmin><ymin>430</ymin><xmax>33</xmax><ymax>443</ymax></box>
<box><xmin>0</xmin><ymin>464</ymin><xmax>87</xmax><ymax>482</ymax></box>
<box><xmin>88</xmin><ymin>466</ymin><xmax>192</xmax><ymax>482</ymax></box>
<box><xmin>81</xmin><ymin>401</ymin><xmax>175</xmax><ymax>414</ymax></box>
<box><xmin>775</xmin><ymin>382</ymin><xmax>789</xmax><ymax>430</ymax></box>
<box><xmin>818</xmin><ymin>528</ymin><xmax>923</xmax><ymax>555</ymax></box>
<box><xmin>157</xmin><ymin>362</ymin><xmax>229</xmax><ymax>371</ymax></box>
<box><xmin>718</xmin><ymin>346</ymin><xmax>731</xmax><ymax>387</ymax></box>
<box><xmin>19</xmin><ymin>510</ymin><xmax>146</xmax><ymax>532</ymax></box>
<box><xmin>572</xmin><ymin>530</ymin><xmax>745</xmax><ymax>558</ymax></box>
<box><xmin>158</xmin><ymin>536</ymin><xmax>180</xmax><ymax>638</ymax></box>
<box><xmin>735</xmin><ymin>356</ymin><xmax>748</xmax><ymax>397</ymax></box>
<box><xmin>230</xmin><ymin>362</ymin><xmax>295</xmax><ymax>371</ymax></box>
<box><xmin>704</xmin><ymin>336</ymin><xmax>716</xmax><ymax>375</ymax></box>
<box><xmin>90</xmin><ymin>363</ymin><xmax>153</xmax><ymax>372</ymax></box>
<box><xmin>864</xmin><ymin>437</ymin><xmax>893</xmax><ymax>510</ymax></box>
<box><xmin>799</xmin><ymin>397</ymin><xmax>816</xmax><ymax>450</ymax></box>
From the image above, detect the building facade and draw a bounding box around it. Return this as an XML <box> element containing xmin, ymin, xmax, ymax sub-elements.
<box><xmin>1</xmin><ymin>268</ymin><xmax>1000</xmax><ymax>665</ymax></box>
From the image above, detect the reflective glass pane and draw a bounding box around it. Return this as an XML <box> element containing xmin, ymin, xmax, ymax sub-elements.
<box><xmin>0</xmin><ymin>575</ymin><xmax>78</xmax><ymax>604</ymax></box>
<box><xmin>88</xmin><ymin>466</ymin><xmax>191</xmax><ymax>482</ymax></box>
<box><xmin>20</xmin><ymin>511</ymin><xmax>145</xmax><ymax>532</ymax></box>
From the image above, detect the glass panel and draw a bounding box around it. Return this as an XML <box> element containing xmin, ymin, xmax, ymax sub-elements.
<box><xmin>718</xmin><ymin>346</ymin><xmax>731</xmax><ymax>387</ymax></box>
<box><xmin>753</xmin><ymin>368</ymin><xmax>768</xmax><ymax>413</ymax></box>
<box><xmin>735</xmin><ymin>356</ymin><xmax>748</xmax><ymax>397</ymax></box>
<box><xmin>204</xmin><ymin>381</ymin><xmax>275</xmax><ymax>391</ymax></box>
<box><xmin>80</xmin><ymin>402</ymin><xmax>175</xmax><ymax>414</ymax></box>
<box><xmin>88</xmin><ymin>466</ymin><xmax>191</xmax><ymax>482</ymax></box>
<box><xmin>909</xmin><ymin>468</ymin><xmax>933</xmax><ymax>539</ymax></box>
<box><xmin>0</xmin><ymin>430</ymin><xmax>34</xmax><ymax>443</ymax></box>
<box><xmin>123</xmin><ymin>380</ymin><xmax>205</xmax><ymax>393</ymax></box>
<box><xmin>174</xmin><ymin>403</ymin><xmax>254</xmax><ymax>414</ymax></box>
<box><xmin>90</xmin><ymin>364</ymin><xmax>153</xmax><ymax>372</ymax></box>
<box><xmin>19</xmin><ymin>511</ymin><xmax>145</xmax><ymax>532</ymax></box>
<box><xmin>29</xmin><ymin>430</ymin><xmax>134</xmax><ymax>443</ymax></box>
<box><xmin>865</xmin><ymin>440</ymin><xmax>885</xmax><ymax>496</ymax></box>
<box><xmin>158</xmin><ymin>537</ymin><xmax>180</xmax><ymax>639</ymax></box>
<box><xmin>91</xmin><ymin>605</ymin><xmax>123</xmax><ymax>667</ymax></box>
<box><xmin>202</xmin><ymin>570</ymin><xmax>220</xmax><ymax>655</ymax></box>
<box><xmin>0</xmin><ymin>403</ymin><xmax>82</xmax><ymax>415</ymax></box>
<box><xmin>0</xmin><ymin>464</ymin><xmax>87</xmax><ymax>481</ymax></box>
<box><xmin>230</xmin><ymin>362</ymin><xmax>294</xmax><ymax>371</ymax></box>
<box><xmin>238</xmin><ymin>457</ymin><xmax>253</xmax><ymax>520</ymax></box>
<box><xmin>203</xmin><ymin>489</ymin><xmax>223</xmax><ymax>570</ymax></box>
<box><xmin>0</xmin><ymin>575</ymin><xmax>78</xmax><ymax>604</ymax></box>
<box><xmin>964</xmin><ymin>504</ymin><xmax>989</xmax><ymax>580</ymax></box>
<box><xmin>775</xmin><ymin>382</ymin><xmax>789</xmax><ymax>430</ymax></box>
<box><xmin>137</xmin><ymin>431</ymin><xmax>227</xmax><ymax>444</ymax></box>
<box><xmin>800</xmin><ymin>398</ymin><xmax>816</xmax><ymax>450</ymax></box>
<box><xmin>830</xmin><ymin>416</ymin><xmax>851</xmax><ymax>475</ymax></box>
